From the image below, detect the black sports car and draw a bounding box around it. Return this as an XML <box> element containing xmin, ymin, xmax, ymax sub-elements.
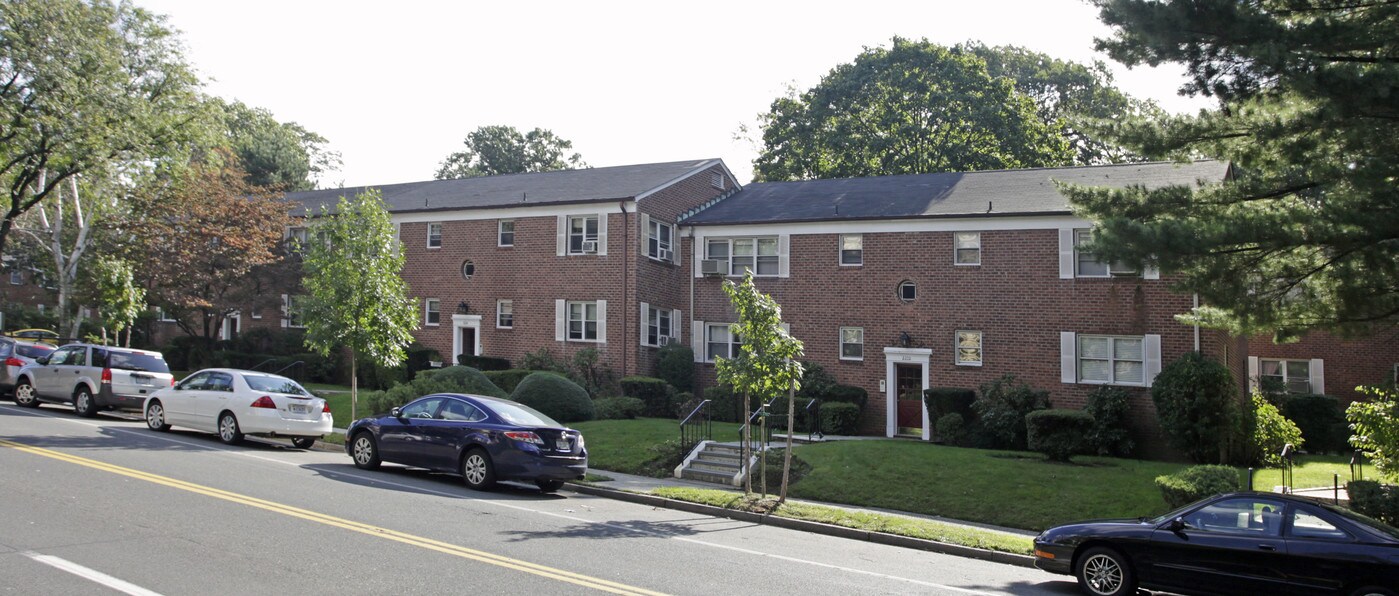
<box><xmin>1035</xmin><ymin>491</ymin><xmax>1399</xmax><ymax>596</ymax></box>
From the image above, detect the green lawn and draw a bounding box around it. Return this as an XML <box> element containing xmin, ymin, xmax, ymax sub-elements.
<box><xmin>573</xmin><ymin>418</ymin><xmax>746</xmax><ymax>473</ymax></box>
<box><xmin>1250</xmin><ymin>454</ymin><xmax>1363</xmax><ymax>491</ymax></box>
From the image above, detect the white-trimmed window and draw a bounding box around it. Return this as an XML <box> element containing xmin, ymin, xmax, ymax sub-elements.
<box><xmin>898</xmin><ymin>280</ymin><xmax>916</xmax><ymax>302</ymax></box>
<box><xmin>646</xmin><ymin>306</ymin><xmax>672</xmax><ymax>346</ymax></box>
<box><xmin>498</xmin><ymin>220</ymin><xmax>515</xmax><ymax>247</ymax></box>
<box><xmin>956</xmin><ymin>330</ymin><xmax>983</xmax><ymax>366</ymax></box>
<box><xmin>955</xmin><ymin>232</ymin><xmax>981</xmax><ymax>265</ymax></box>
<box><xmin>250</xmin><ymin>308</ymin><xmax>263</xmax><ymax>320</ymax></box>
<box><xmin>496</xmin><ymin>300</ymin><xmax>513</xmax><ymax>329</ymax></box>
<box><xmin>567</xmin><ymin>301</ymin><xmax>599</xmax><ymax>341</ymax></box>
<box><xmin>284</xmin><ymin>295</ymin><xmax>306</xmax><ymax>329</ymax></box>
<box><xmin>707</xmin><ymin>237</ymin><xmax>778</xmax><ymax>276</ymax></box>
<box><xmin>706</xmin><ymin>324</ymin><xmax>742</xmax><ymax>361</ymax></box>
<box><xmin>568</xmin><ymin>215</ymin><xmax>599</xmax><ymax>254</ymax></box>
<box><xmin>1261</xmin><ymin>359</ymin><xmax>1316</xmax><ymax>394</ymax></box>
<box><xmin>424</xmin><ymin>299</ymin><xmax>440</xmax><ymax>326</ymax></box>
<box><xmin>156</xmin><ymin>307</ymin><xmax>176</xmax><ymax>323</ymax></box>
<box><xmin>839</xmin><ymin>327</ymin><xmax>864</xmax><ymax>360</ymax></box>
<box><xmin>840</xmin><ymin>235</ymin><xmax>862</xmax><ymax>266</ymax></box>
<box><xmin>8</xmin><ymin>270</ymin><xmax>19</xmax><ymax>285</ymax></box>
<box><xmin>427</xmin><ymin>223</ymin><xmax>443</xmax><ymax>249</ymax></box>
<box><xmin>1074</xmin><ymin>229</ymin><xmax>1137</xmax><ymax>277</ymax></box>
<box><xmin>1078</xmin><ymin>335</ymin><xmax>1144</xmax><ymax>385</ymax></box>
<box><xmin>648</xmin><ymin>220</ymin><xmax>674</xmax><ymax>262</ymax></box>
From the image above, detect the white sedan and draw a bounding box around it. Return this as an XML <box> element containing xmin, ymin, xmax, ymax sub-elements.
<box><xmin>143</xmin><ymin>368</ymin><xmax>333</xmax><ymax>448</ymax></box>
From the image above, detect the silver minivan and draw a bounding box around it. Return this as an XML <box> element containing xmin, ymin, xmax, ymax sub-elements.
<box><xmin>12</xmin><ymin>344</ymin><xmax>174</xmax><ymax>416</ymax></box>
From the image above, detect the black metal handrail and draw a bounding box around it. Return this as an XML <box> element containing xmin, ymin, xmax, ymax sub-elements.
<box><xmin>679</xmin><ymin>399</ymin><xmax>712</xmax><ymax>455</ymax></box>
<box><xmin>1351</xmin><ymin>450</ymin><xmax>1365</xmax><ymax>482</ymax></box>
<box><xmin>270</xmin><ymin>360</ymin><xmax>304</xmax><ymax>381</ymax></box>
<box><xmin>805</xmin><ymin>398</ymin><xmax>824</xmax><ymax>440</ymax></box>
<box><xmin>1280</xmin><ymin>443</ymin><xmax>1295</xmax><ymax>492</ymax></box>
<box><xmin>249</xmin><ymin>358</ymin><xmax>277</xmax><ymax>371</ymax></box>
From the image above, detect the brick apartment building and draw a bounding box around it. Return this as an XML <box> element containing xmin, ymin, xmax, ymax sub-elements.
<box><xmin>16</xmin><ymin>158</ymin><xmax>1392</xmax><ymax>455</ymax></box>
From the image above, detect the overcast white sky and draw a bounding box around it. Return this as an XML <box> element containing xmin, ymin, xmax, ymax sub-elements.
<box><xmin>138</xmin><ymin>0</ymin><xmax>1214</xmax><ymax>188</ymax></box>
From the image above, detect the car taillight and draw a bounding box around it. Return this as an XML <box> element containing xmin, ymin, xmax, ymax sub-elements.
<box><xmin>503</xmin><ymin>431</ymin><xmax>545</xmax><ymax>445</ymax></box>
<box><xmin>4</xmin><ymin>357</ymin><xmax>23</xmax><ymax>367</ymax></box>
<box><xmin>251</xmin><ymin>396</ymin><xmax>276</xmax><ymax>409</ymax></box>
<box><xmin>170</xmin><ymin>377</ymin><xmax>177</xmax><ymax>387</ymax></box>
<box><xmin>101</xmin><ymin>368</ymin><xmax>112</xmax><ymax>384</ymax></box>
<box><xmin>322</xmin><ymin>401</ymin><xmax>331</xmax><ymax>413</ymax></box>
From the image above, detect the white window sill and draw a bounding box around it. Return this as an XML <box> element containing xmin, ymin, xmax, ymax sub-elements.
<box><xmin>839</xmin><ymin>262</ymin><xmax>863</xmax><ymax>267</ymax></box>
<box><xmin>425</xmin><ymin>323</ymin><xmax>440</xmax><ymax>327</ymax></box>
<box><xmin>497</xmin><ymin>325</ymin><xmax>513</xmax><ymax>330</ymax></box>
<box><xmin>956</xmin><ymin>361</ymin><xmax>983</xmax><ymax>367</ymax></box>
<box><xmin>954</xmin><ymin>263</ymin><xmax>981</xmax><ymax>267</ymax></box>
<box><xmin>839</xmin><ymin>356</ymin><xmax>864</xmax><ymax>362</ymax></box>
<box><xmin>1076</xmin><ymin>379</ymin><xmax>1144</xmax><ymax>387</ymax></box>
<box><xmin>566</xmin><ymin>338</ymin><xmax>601</xmax><ymax>343</ymax></box>
<box><xmin>427</xmin><ymin>246</ymin><xmax>442</xmax><ymax>250</ymax></box>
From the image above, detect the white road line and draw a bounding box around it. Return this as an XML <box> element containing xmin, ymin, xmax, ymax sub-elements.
<box><xmin>22</xmin><ymin>552</ymin><xmax>163</xmax><ymax>596</ymax></box>
<box><xmin>2</xmin><ymin>404</ymin><xmax>997</xmax><ymax>595</ymax></box>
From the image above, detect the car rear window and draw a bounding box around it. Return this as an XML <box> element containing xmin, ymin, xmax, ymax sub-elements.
<box><xmin>102</xmin><ymin>350</ymin><xmax>170</xmax><ymax>373</ymax></box>
<box><xmin>15</xmin><ymin>344</ymin><xmax>53</xmax><ymax>359</ymax></box>
<box><xmin>484</xmin><ymin>398</ymin><xmax>562</xmax><ymax>427</ymax></box>
<box><xmin>243</xmin><ymin>374</ymin><xmax>310</xmax><ymax>396</ymax></box>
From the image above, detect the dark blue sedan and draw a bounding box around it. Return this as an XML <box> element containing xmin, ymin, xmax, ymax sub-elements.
<box><xmin>1035</xmin><ymin>491</ymin><xmax>1399</xmax><ymax>596</ymax></box>
<box><xmin>344</xmin><ymin>393</ymin><xmax>587</xmax><ymax>493</ymax></box>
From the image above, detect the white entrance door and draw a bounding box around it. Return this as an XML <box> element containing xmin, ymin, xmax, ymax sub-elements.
<box><xmin>452</xmin><ymin>314</ymin><xmax>482</xmax><ymax>364</ymax></box>
<box><xmin>884</xmin><ymin>347</ymin><xmax>932</xmax><ymax>440</ymax></box>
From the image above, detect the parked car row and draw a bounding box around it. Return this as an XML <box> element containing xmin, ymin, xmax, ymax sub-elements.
<box><xmin>1</xmin><ymin>342</ymin><xmax>588</xmax><ymax>494</ymax></box>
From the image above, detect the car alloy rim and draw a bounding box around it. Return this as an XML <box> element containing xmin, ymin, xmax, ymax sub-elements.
<box><xmin>1083</xmin><ymin>553</ymin><xmax>1122</xmax><ymax>595</ymax></box>
<box><xmin>463</xmin><ymin>454</ymin><xmax>486</xmax><ymax>484</ymax></box>
<box><xmin>15</xmin><ymin>384</ymin><xmax>32</xmax><ymax>404</ymax></box>
<box><xmin>147</xmin><ymin>404</ymin><xmax>163</xmax><ymax>428</ymax></box>
<box><xmin>353</xmin><ymin>437</ymin><xmax>373</xmax><ymax>464</ymax></box>
<box><xmin>77</xmin><ymin>392</ymin><xmax>89</xmax><ymax>411</ymax></box>
<box><xmin>220</xmin><ymin>417</ymin><xmax>235</xmax><ymax>440</ymax></box>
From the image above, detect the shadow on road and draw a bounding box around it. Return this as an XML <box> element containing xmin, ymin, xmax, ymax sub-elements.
<box><xmin>497</xmin><ymin>517</ymin><xmax>708</xmax><ymax>543</ymax></box>
<box><xmin>301</xmin><ymin>462</ymin><xmax>567</xmax><ymax>501</ymax></box>
<box><xmin>0</xmin><ymin>403</ymin><xmax>316</xmax><ymax>454</ymax></box>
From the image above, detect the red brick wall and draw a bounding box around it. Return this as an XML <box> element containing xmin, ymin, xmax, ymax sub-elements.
<box><xmin>1247</xmin><ymin>329</ymin><xmax>1399</xmax><ymax>406</ymax></box>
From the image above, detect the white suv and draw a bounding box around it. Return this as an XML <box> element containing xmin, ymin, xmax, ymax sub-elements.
<box><xmin>12</xmin><ymin>344</ymin><xmax>174</xmax><ymax>417</ymax></box>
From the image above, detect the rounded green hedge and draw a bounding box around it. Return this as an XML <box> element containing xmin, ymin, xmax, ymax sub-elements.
<box><xmin>512</xmin><ymin>372</ymin><xmax>595</xmax><ymax>423</ymax></box>
<box><xmin>1026</xmin><ymin>409</ymin><xmax>1093</xmax><ymax>462</ymax></box>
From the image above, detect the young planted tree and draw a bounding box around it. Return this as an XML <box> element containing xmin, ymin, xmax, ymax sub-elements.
<box><xmin>300</xmin><ymin>189</ymin><xmax>418</xmax><ymax>420</ymax></box>
<box><xmin>85</xmin><ymin>256</ymin><xmax>144</xmax><ymax>346</ymax></box>
<box><xmin>715</xmin><ymin>271</ymin><xmax>804</xmax><ymax>501</ymax></box>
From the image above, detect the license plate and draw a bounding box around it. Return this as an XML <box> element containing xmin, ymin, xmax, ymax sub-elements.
<box><xmin>557</xmin><ymin>438</ymin><xmax>571</xmax><ymax>451</ymax></box>
<box><xmin>289</xmin><ymin>404</ymin><xmax>307</xmax><ymax>414</ymax></box>
<box><xmin>133</xmin><ymin>376</ymin><xmax>155</xmax><ymax>387</ymax></box>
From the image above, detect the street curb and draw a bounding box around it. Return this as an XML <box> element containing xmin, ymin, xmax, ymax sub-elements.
<box><xmin>567</xmin><ymin>482</ymin><xmax>1037</xmax><ymax>569</ymax></box>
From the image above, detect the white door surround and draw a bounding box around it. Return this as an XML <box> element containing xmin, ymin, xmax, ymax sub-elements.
<box><xmin>884</xmin><ymin>347</ymin><xmax>932</xmax><ymax>440</ymax></box>
<box><xmin>452</xmin><ymin>314</ymin><xmax>482</xmax><ymax>363</ymax></box>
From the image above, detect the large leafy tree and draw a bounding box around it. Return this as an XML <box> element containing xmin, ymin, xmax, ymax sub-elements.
<box><xmin>716</xmin><ymin>272</ymin><xmax>805</xmax><ymax>500</ymax></box>
<box><xmin>212</xmin><ymin>98</ymin><xmax>340</xmax><ymax>191</ymax></box>
<box><xmin>300</xmin><ymin>189</ymin><xmax>418</xmax><ymax>419</ymax></box>
<box><xmin>1067</xmin><ymin>0</ymin><xmax>1399</xmax><ymax>338</ymax></box>
<box><xmin>125</xmin><ymin>154</ymin><xmax>291</xmax><ymax>339</ymax></box>
<box><xmin>0</xmin><ymin>0</ymin><xmax>204</xmax><ymax>259</ymax></box>
<box><xmin>960</xmin><ymin>42</ymin><xmax>1158</xmax><ymax>165</ymax></box>
<box><xmin>752</xmin><ymin>37</ymin><xmax>1072</xmax><ymax>181</ymax></box>
<box><xmin>434</xmin><ymin>125</ymin><xmax>586</xmax><ymax>180</ymax></box>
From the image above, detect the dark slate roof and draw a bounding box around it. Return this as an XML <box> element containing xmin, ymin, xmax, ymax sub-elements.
<box><xmin>286</xmin><ymin>159</ymin><xmax>722</xmax><ymax>216</ymax></box>
<box><xmin>681</xmin><ymin>161</ymin><xmax>1230</xmax><ymax>225</ymax></box>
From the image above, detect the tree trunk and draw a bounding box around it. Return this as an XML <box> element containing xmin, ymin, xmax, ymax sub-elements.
<box><xmin>350</xmin><ymin>347</ymin><xmax>358</xmax><ymax>422</ymax></box>
<box><xmin>742</xmin><ymin>390</ymin><xmax>752</xmax><ymax>495</ymax></box>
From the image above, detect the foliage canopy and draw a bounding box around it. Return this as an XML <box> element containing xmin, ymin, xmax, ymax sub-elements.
<box><xmin>435</xmin><ymin>125</ymin><xmax>586</xmax><ymax>180</ymax></box>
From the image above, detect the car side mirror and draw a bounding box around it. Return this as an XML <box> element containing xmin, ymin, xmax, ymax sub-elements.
<box><xmin>34</xmin><ymin>355</ymin><xmax>48</xmax><ymax>365</ymax></box>
<box><xmin>1169</xmin><ymin>516</ymin><xmax>1187</xmax><ymax>532</ymax></box>
<box><xmin>391</xmin><ymin>407</ymin><xmax>403</xmax><ymax>418</ymax></box>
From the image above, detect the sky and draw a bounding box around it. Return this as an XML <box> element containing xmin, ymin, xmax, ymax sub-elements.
<box><xmin>138</xmin><ymin>0</ymin><xmax>1214</xmax><ymax>188</ymax></box>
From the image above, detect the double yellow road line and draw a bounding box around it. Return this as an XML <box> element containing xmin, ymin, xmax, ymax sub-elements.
<box><xmin>0</xmin><ymin>438</ymin><xmax>664</xmax><ymax>595</ymax></box>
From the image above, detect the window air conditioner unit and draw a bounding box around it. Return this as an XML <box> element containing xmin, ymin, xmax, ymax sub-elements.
<box><xmin>1108</xmin><ymin>262</ymin><xmax>1138</xmax><ymax>276</ymax></box>
<box><xmin>658</xmin><ymin>336</ymin><xmax>672</xmax><ymax>346</ymax></box>
<box><xmin>658</xmin><ymin>248</ymin><xmax>673</xmax><ymax>262</ymax></box>
<box><xmin>701</xmin><ymin>259</ymin><xmax>726</xmax><ymax>276</ymax></box>
<box><xmin>581</xmin><ymin>240</ymin><xmax>598</xmax><ymax>253</ymax></box>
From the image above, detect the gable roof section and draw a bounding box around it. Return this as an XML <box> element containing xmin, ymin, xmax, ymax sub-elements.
<box><xmin>287</xmin><ymin>159</ymin><xmax>723</xmax><ymax>216</ymax></box>
<box><xmin>682</xmin><ymin>160</ymin><xmax>1229</xmax><ymax>225</ymax></box>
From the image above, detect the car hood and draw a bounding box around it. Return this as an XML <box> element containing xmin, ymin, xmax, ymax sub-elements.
<box><xmin>1037</xmin><ymin>518</ymin><xmax>1153</xmax><ymax>541</ymax></box>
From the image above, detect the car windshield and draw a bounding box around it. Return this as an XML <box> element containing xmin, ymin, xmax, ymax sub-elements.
<box><xmin>104</xmin><ymin>350</ymin><xmax>170</xmax><ymax>373</ymax></box>
<box><xmin>484</xmin><ymin>398</ymin><xmax>562</xmax><ymax>427</ymax></box>
<box><xmin>243</xmin><ymin>373</ymin><xmax>310</xmax><ymax>396</ymax></box>
<box><xmin>16</xmin><ymin>344</ymin><xmax>53</xmax><ymax>359</ymax></box>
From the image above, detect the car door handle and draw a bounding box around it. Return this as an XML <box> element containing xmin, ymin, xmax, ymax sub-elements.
<box><xmin>1257</xmin><ymin>544</ymin><xmax>1276</xmax><ymax>551</ymax></box>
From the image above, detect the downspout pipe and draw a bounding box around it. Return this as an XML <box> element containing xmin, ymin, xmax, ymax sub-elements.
<box><xmin>1193</xmin><ymin>293</ymin><xmax>1201</xmax><ymax>352</ymax></box>
<box><xmin>620</xmin><ymin>201</ymin><xmax>630</xmax><ymax>377</ymax></box>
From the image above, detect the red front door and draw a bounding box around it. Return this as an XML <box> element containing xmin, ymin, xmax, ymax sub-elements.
<box><xmin>895</xmin><ymin>363</ymin><xmax>923</xmax><ymax>430</ymax></box>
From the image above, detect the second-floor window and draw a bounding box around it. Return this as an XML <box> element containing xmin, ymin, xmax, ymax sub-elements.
<box><xmin>955</xmin><ymin>232</ymin><xmax>980</xmax><ymax>265</ymax></box>
<box><xmin>567</xmin><ymin>301</ymin><xmax>599</xmax><ymax>341</ymax></box>
<box><xmin>707</xmin><ymin>238</ymin><xmax>778</xmax><ymax>276</ymax></box>
<box><xmin>8</xmin><ymin>270</ymin><xmax>20</xmax><ymax>285</ymax></box>
<box><xmin>648</xmin><ymin>220</ymin><xmax>674</xmax><ymax>262</ymax></box>
<box><xmin>498</xmin><ymin>220</ymin><xmax>514</xmax><ymax>247</ymax></box>
<box><xmin>840</xmin><ymin>234</ymin><xmax>862</xmax><ymax>266</ymax></box>
<box><xmin>569</xmin><ymin>215</ymin><xmax>599</xmax><ymax>254</ymax></box>
<box><xmin>1075</xmin><ymin>229</ymin><xmax>1134</xmax><ymax>277</ymax></box>
<box><xmin>427</xmin><ymin>223</ymin><xmax>443</xmax><ymax>248</ymax></box>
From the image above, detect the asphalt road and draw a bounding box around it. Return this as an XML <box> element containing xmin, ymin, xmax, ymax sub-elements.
<box><xmin>0</xmin><ymin>402</ymin><xmax>1081</xmax><ymax>596</ymax></box>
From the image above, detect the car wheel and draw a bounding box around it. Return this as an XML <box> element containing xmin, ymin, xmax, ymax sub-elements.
<box><xmin>350</xmin><ymin>432</ymin><xmax>380</xmax><ymax>470</ymax></box>
<box><xmin>13</xmin><ymin>380</ymin><xmax>38</xmax><ymax>408</ymax></box>
<box><xmin>291</xmin><ymin>437</ymin><xmax>316</xmax><ymax>450</ymax></box>
<box><xmin>1075</xmin><ymin>547</ymin><xmax>1136</xmax><ymax>596</ymax></box>
<box><xmin>73</xmin><ymin>387</ymin><xmax>97</xmax><ymax>418</ymax></box>
<box><xmin>145</xmin><ymin>400</ymin><xmax>171</xmax><ymax>431</ymax></box>
<box><xmin>217</xmin><ymin>412</ymin><xmax>244</xmax><ymax>445</ymax></box>
<box><xmin>461</xmin><ymin>448</ymin><xmax>496</xmax><ymax>491</ymax></box>
<box><xmin>1351</xmin><ymin>587</ymin><xmax>1398</xmax><ymax>596</ymax></box>
<box><xmin>536</xmin><ymin>479</ymin><xmax>565</xmax><ymax>494</ymax></box>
